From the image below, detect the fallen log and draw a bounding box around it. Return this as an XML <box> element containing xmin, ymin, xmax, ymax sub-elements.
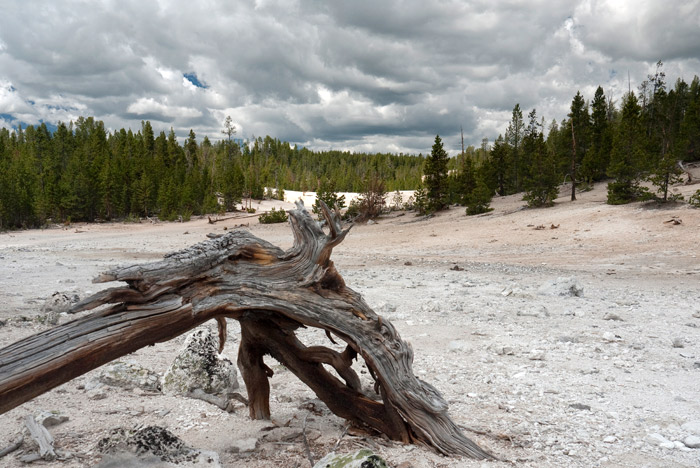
<box><xmin>0</xmin><ymin>202</ymin><xmax>493</xmax><ymax>459</ymax></box>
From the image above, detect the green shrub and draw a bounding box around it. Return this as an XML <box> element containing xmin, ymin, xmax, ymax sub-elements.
<box><xmin>343</xmin><ymin>199</ymin><xmax>360</xmax><ymax>220</ymax></box>
<box><xmin>689</xmin><ymin>190</ymin><xmax>700</xmax><ymax>208</ymax></box>
<box><xmin>259</xmin><ymin>207</ymin><xmax>288</xmax><ymax>224</ymax></box>
<box><xmin>413</xmin><ymin>187</ymin><xmax>429</xmax><ymax>215</ymax></box>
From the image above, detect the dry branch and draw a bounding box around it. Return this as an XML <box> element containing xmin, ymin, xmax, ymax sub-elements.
<box><xmin>0</xmin><ymin>436</ymin><xmax>23</xmax><ymax>458</ymax></box>
<box><xmin>0</xmin><ymin>201</ymin><xmax>492</xmax><ymax>460</ymax></box>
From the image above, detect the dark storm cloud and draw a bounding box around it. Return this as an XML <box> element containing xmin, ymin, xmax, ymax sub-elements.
<box><xmin>0</xmin><ymin>0</ymin><xmax>698</xmax><ymax>156</ymax></box>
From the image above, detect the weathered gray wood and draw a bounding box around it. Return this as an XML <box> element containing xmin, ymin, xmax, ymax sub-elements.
<box><xmin>0</xmin><ymin>436</ymin><xmax>23</xmax><ymax>458</ymax></box>
<box><xmin>0</xmin><ymin>201</ymin><xmax>493</xmax><ymax>459</ymax></box>
<box><xmin>24</xmin><ymin>415</ymin><xmax>56</xmax><ymax>461</ymax></box>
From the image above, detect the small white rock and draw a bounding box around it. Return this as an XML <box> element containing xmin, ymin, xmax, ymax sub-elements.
<box><xmin>646</xmin><ymin>433</ymin><xmax>670</xmax><ymax>446</ymax></box>
<box><xmin>602</xmin><ymin>332</ymin><xmax>621</xmax><ymax>342</ymax></box>
<box><xmin>448</xmin><ymin>340</ymin><xmax>467</xmax><ymax>352</ymax></box>
<box><xmin>229</xmin><ymin>438</ymin><xmax>258</xmax><ymax>453</ymax></box>
<box><xmin>603</xmin><ymin>436</ymin><xmax>617</xmax><ymax>443</ymax></box>
<box><xmin>682</xmin><ymin>421</ymin><xmax>700</xmax><ymax>435</ymax></box>
<box><xmin>603</xmin><ymin>312</ymin><xmax>623</xmax><ymax>321</ymax></box>
<box><xmin>683</xmin><ymin>435</ymin><xmax>700</xmax><ymax>449</ymax></box>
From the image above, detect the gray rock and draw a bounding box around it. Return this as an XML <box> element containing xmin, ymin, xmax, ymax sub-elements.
<box><xmin>374</xmin><ymin>301</ymin><xmax>396</xmax><ymax>315</ymax></box>
<box><xmin>228</xmin><ymin>438</ymin><xmax>258</xmax><ymax>453</ymax></box>
<box><xmin>602</xmin><ymin>332</ymin><xmax>621</xmax><ymax>342</ymax></box>
<box><xmin>646</xmin><ymin>433</ymin><xmax>671</xmax><ymax>446</ymax></box>
<box><xmin>569</xmin><ymin>403</ymin><xmax>591</xmax><ymax>411</ymax></box>
<box><xmin>495</xmin><ymin>346</ymin><xmax>515</xmax><ymax>356</ymax></box>
<box><xmin>260</xmin><ymin>427</ymin><xmax>303</xmax><ymax>443</ymax></box>
<box><xmin>41</xmin><ymin>292</ymin><xmax>79</xmax><ymax>314</ymax></box>
<box><xmin>448</xmin><ymin>340</ymin><xmax>467</xmax><ymax>352</ymax></box>
<box><xmin>672</xmin><ymin>337</ymin><xmax>685</xmax><ymax>348</ymax></box>
<box><xmin>97</xmin><ymin>361</ymin><xmax>161</xmax><ymax>392</ymax></box>
<box><xmin>517</xmin><ymin>305</ymin><xmax>549</xmax><ymax>318</ymax></box>
<box><xmin>682</xmin><ymin>421</ymin><xmax>700</xmax><ymax>435</ymax></box>
<box><xmin>313</xmin><ymin>449</ymin><xmax>388</xmax><ymax>468</ymax></box>
<box><xmin>88</xmin><ymin>389</ymin><xmax>107</xmax><ymax>400</ymax></box>
<box><xmin>420</xmin><ymin>301</ymin><xmax>442</xmax><ymax>314</ymax></box>
<box><xmin>36</xmin><ymin>410</ymin><xmax>69</xmax><ymax>428</ymax></box>
<box><xmin>162</xmin><ymin>328</ymin><xmax>238</xmax><ymax>397</ymax></box>
<box><xmin>538</xmin><ymin>277</ymin><xmax>584</xmax><ymax>297</ymax></box>
<box><xmin>683</xmin><ymin>435</ymin><xmax>700</xmax><ymax>449</ymax></box>
<box><xmin>96</xmin><ymin>426</ymin><xmax>220</xmax><ymax>467</ymax></box>
<box><xmin>557</xmin><ymin>335</ymin><xmax>578</xmax><ymax>343</ymax></box>
<box><xmin>603</xmin><ymin>312</ymin><xmax>623</xmax><ymax>321</ymax></box>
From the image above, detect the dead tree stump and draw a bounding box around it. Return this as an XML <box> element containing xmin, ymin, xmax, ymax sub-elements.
<box><xmin>0</xmin><ymin>202</ymin><xmax>493</xmax><ymax>459</ymax></box>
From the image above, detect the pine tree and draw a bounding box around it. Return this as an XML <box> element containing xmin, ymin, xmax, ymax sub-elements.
<box><xmin>581</xmin><ymin>86</ymin><xmax>612</xmax><ymax>183</ymax></box>
<box><xmin>523</xmin><ymin>112</ymin><xmax>559</xmax><ymax>207</ymax></box>
<box><xmin>505</xmin><ymin>104</ymin><xmax>524</xmax><ymax>191</ymax></box>
<box><xmin>312</xmin><ymin>178</ymin><xmax>345</xmax><ymax>218</ymax></box>
<box><xmin>423</xmin><ymin>135</ymin><xmax>450</xmax><ymax>212</ymax></box>
<box><xmin>484</xmin><ymin>134</ymin><xmax>510</xmax><ymax>196</ymax></box>
<box><xmin>646</xmin><ymin>73</ymin><xmax>685</xmax><ymax>202</ymax></box>
<box><xmin>678</xmin><ymin>76</ymin><xmax>700</xmax><ymax>161</ymax></box>
<box><xmin>185</xmin><ymin>129</ymin><xmax>198</xmax><ymax>168</ymax></box>
<box><xmin>453</xmin><ymin>153</ymin><xmax>476</xmax><ymax>205</ymax></box>
<box><xmin>566</xmin><ymin>92</ymin><xmax>590</xmax><ymax>200</ymax></box>
<box><xmin>607</xmin><ymin>93</ymin><xmax>648</xmax><ymax>204</ymax></box>
<box><xmin>465</xmin><ymin>163</ymin><xmax>493</xmax><ymax>215</ymax></box>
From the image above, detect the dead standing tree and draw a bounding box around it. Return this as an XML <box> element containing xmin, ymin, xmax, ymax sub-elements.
<box><xmin>0</xmin><ymin>202</ymin><xmax>493</xmax><ymax>460</ymax></box>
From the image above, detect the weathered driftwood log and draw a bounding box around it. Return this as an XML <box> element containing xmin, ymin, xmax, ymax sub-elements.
<box><xmin>0</xmin><ymin>202</ymin><xmax>492</xmax><ymax>459</ymax></box>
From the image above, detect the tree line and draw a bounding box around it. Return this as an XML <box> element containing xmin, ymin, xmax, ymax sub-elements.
<box><xmin>0</xmin><ymin>118</ymin><xmax>424</xmax><ymax>228</ymax></box>
<box><xmin>420</xmin><ymin>63</ymin><xmax>700</xmax><ymax>215</ymax></box>
<box><xmin>2</xmin><ymin>63</ymin><xmax>699</xmax><ymax>229</ymax></box>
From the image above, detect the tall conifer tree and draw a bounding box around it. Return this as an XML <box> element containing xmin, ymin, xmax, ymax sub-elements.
<box><xmin>505</xmin><ymin>104</ymin><xmax>524</xmax><ymax>191</ymax></box>
<box><xmin>607</xmin><ymin>93</ymin><xmax>647</xmax><ymax>204</ymax></box>
<box><xmin>423</xmin><ymin>135</ymin><xmax>450</xmax><ymax>212</ymax></box>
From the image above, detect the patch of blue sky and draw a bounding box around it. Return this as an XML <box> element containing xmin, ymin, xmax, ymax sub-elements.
<box><xmin>183</xmin><ymin>72</ymin><xmax>208</xmax><ymax>89</ymax></box>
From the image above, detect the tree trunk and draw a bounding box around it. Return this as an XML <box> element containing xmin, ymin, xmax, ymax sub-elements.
<box><xmin>0</xmin><ymin>202</ymin><xmax>493</xmax><ymax>459</ymax></box>
<box><xmin>570</xmin><ymin>119</ymin><xmax>577</xmax><ymax>201</ymax></box>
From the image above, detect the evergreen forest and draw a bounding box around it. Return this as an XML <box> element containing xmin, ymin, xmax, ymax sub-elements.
<box><xmin>0</xmin><ymin>119</ymin><xmax>424</xmax><ymax>228</ymax></box>
<box><xmin>1</xmin><ymin>63</ymin><xmax>699</xmax><ymax>229</ymax></box>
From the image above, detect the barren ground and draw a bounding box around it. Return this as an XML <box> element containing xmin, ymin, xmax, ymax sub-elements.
<box><xmin>1</xmin><ymin>179</ymin><xmax>699</xmax><ymax>468</ymax></box>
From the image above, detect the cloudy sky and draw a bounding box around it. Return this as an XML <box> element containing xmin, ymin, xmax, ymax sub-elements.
<box><xmin>1</xmin><ymin>0</ymin><xmax>699</xmax><ymax>155</ymax></box>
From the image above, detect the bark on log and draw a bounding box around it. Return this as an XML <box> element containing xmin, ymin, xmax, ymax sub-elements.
<box><xmin>0</xmin><ymin>202</ymin><xmax>493</xmax><ymax>459</ymax></box>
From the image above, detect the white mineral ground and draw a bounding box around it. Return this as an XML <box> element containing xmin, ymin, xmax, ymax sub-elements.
<box><xmin>1</xmin><ymin>179</ymin><xmax>699</xmax><ymax>467</ymax></box>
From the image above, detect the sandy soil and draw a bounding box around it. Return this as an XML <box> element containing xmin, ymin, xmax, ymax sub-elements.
<box><xmin>1</xmin><ymin>179</ymin><xmax>699</xmax><ymax>468</ymax></box>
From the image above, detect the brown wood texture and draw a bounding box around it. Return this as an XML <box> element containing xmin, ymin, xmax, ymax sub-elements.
<box><xmin>0</xmin><ymin>202</ymin><xmax>493</xmax><ymax>459</ymax></box>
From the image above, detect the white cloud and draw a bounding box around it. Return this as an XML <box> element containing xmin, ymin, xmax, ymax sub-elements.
<box><xmin>0</xmin><ymin>0</ymin><xmax>697</xmax><ymax>154</ymax></box>
<box><xmin>126</xmin><ymin>97</ymin><xmax>202</xmax><ymax>119</ymax></box>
